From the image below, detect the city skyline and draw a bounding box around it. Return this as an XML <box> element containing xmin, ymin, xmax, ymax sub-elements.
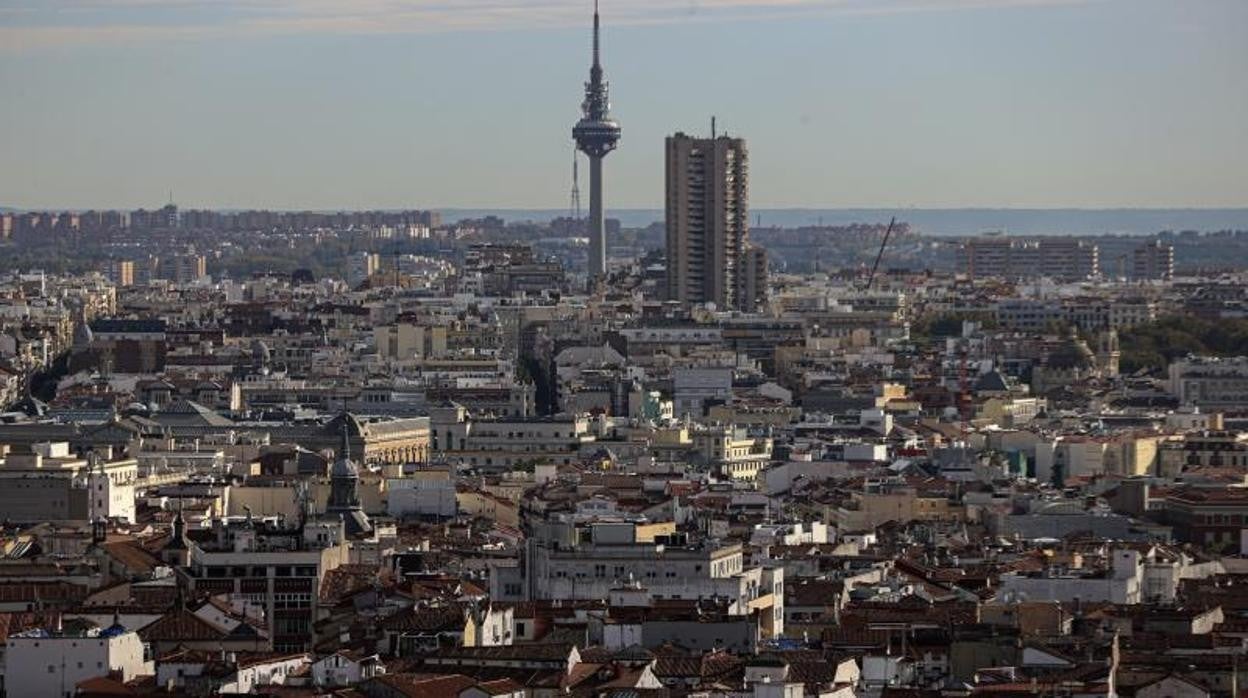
<box><xmin>2</xmin><ymin>0</ymin><xmax>1245</xmax><ymax>210</ymax></box>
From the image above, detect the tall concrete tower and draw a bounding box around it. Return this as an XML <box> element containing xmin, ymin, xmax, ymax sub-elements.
<box><xmin>665</xmin><ymin>132</ymin><xmax>767</xmax><ymax>312</ymax></box>
<box><xmin>572</xmin><ymin>1</ymin><xmax>621</xmax><ymax>285</ymax></box>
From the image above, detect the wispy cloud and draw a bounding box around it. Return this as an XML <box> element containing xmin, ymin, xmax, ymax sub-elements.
<box><xmin>0</xmin><ymin>0</ymin><xmax>1097</xmax><ymax>51</ymax></box>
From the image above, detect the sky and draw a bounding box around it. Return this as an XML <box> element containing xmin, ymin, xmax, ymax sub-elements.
<box><xmin>1</xmin><ymin>0</ymin><xmax>1245</xmax><ymax>211</ymax></box>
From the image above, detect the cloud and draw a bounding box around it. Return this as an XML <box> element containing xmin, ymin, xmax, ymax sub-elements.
<box><xmin>0</xmin><ymin>0</ymin><xmax>1097</xmax><ymax>51</ymax></box>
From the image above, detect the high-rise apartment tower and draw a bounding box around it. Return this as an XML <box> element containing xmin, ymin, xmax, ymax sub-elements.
<box><xmin>665</xmin><ymin>132</ymin><xmax>766</xmax><ymax>311</ymax></box>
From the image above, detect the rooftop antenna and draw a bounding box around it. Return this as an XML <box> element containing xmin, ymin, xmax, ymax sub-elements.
<box><xmin>711</xmin><ymin>116</ymin><xmax>717</xmax><ymax>139</ymax></box>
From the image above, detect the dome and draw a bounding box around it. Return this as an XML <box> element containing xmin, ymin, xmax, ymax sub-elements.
<box><xmin>72</xmin><ymin>321</ymin><xmax>94</xmax><ymax>348</ymax></box>
<box><xmin>330</xmin><ymin>415</ymin><xmax>360</xmax><ymax>478</ymax></box>
<box><xmin>1047</xmin><ymin>337</ymin><xmax>1096</xmax><ymax>370</ymax></box>
<box><xmin>250</xmin><ymin>339</ymin><xmax>271</xmax><ymax>365</ymax></box>
<box><xmin>331</xmin><ymin>453</ymin><xmax>359</xmax><ymax>479</ymax></box>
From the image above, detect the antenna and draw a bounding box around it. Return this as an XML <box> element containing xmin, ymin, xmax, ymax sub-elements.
<box><xmin>570</xmin><ymin>149</ymin><xmax>582</xmax><ymax>221</ymax></box>
<box><xmin>711</xmin><ymin>116</ymin><xmax>717</xmax><ymax>139</ymax></box>
<box><xmin>340</xmin><ymin>419</ymin><xmax>351</xmax><ymax>462</ymax></box>
<box><xmin>592</xmin><ymin>0</ymin><xmax>601</xmax><ymax>69</ymax></box>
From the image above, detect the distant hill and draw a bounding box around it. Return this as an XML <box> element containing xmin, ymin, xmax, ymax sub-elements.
<box><xmin>438</xmin><ymin>207</ymin><xmax>1248</xmax><ymax>236</ymax></box>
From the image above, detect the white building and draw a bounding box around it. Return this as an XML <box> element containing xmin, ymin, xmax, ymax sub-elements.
<box><xmin>491</xmin><ymin>531</ymin><xmax>785</xmax><ymax>637</ymax></box>
<box><xmin>995</xmin><ymin>548</ymin><xmax>1219</xmax><ymax>605</ymax></box>
<box><xmin>311</xmin><ymin>651</ymin><xmax>385</xmax><ymax>688</ymax></box>
<box><xmin>387</xmin><ymin>474</ymin><xmax>457</xmax><ymax>519</ymax></box>
<box><xmin>0</xmin><ymin>444</ymin><xmax>137</xmax><ymax>524</ymax></box>
<box><xmin>6</xmin><ymin>621</ymin><xmax>152</xmax><ymax>698</ymax></box>
<box><xmin>430</xmin><ymin>409</ymin><xmax>597</xmax><ymax>470</ymax></box>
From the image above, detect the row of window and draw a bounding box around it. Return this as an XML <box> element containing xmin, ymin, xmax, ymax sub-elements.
<box><xmin>202</xmin><ymin>565</ymin><xmax>317</xmax><ymax>578</ymax></box>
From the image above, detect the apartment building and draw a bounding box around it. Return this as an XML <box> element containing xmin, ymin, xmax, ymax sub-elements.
<box><xmin>0</xmin><ymin>443</ymin><xmax>137</xmax><ymax>524</ymax></box>
<box><xmin>1132</xmin><ymin>240</ymin><xmax>1175</xmax><ymax>281</ymax></box>
<box><xmin>1169</xmin><ymin>356</ymin><xmax>1248</xmax><ymax>410</ymax></box>
<box><xmin>960</xmin><ymin>237</ymin><xmax>1099</xmax><ymax>280</ymax></box>
<box><xmin>665</xmin><ymin>133</ymin><xmax>767</xmax><ymax>311</ymax></box>
<box><xmin>491</xmin><ymin>526</ymin><xmax>785</xmax><ymax>637</ymax></box>
<box><xmin>179</xmin><ymin>519</ymin><xmax>351</xmax><ymax>652</ymax></box>
<box><xmin>693</xmin><ymin>425</ymin><xmax>773</xmax><ymax>482</ymax></box>
<box><xmin>429</xmin><ymin>406</ymin><xmax>597</xmax><ymax>470</ymax></box>
<box><xmin>5</xmin><ymin>621</ymin><xmax>152</xmax><ymax>698</ymax></box>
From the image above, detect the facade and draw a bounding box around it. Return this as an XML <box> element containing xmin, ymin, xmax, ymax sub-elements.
<box><xmin>1132</xmin><ymin>240</ymin><xmax>1175</xmax><ymax>280</ymax></box>
<box><xmin>107</xmin><ymin>260</ymin><xmax>135</xmax><ymax>287</ymax></box>
<box><xmin>387</xmin><ymin>468</ymin><xmax>457</xmax><ymax>519</ymax></box>
<box><xmin>6</xmin><ymin>623</ymin><xmax>152</xmax><ymax>698</ymax></box>
<box><xmin>172</xmin><ymin>253</ymin><xmax>208</xmax><ymax>284</ymax></box>
<box><xmin>998</xmin><ymin>549</ymin><xmax>1144</xmax><ymax>604</ymax></box>
<box><xmin>347</xmin><ymin>252</ymin><xmax>381</xmax><ymax>288</ymax></box>
<box><xmin>1169</xmin><ymin>356</ymin><xmax>1248</xmax><ymax>410</ymax></box>
<box><xmin>491</xmin><ymin>533</ymin><xmax>785</xmax><ymax>637</ymax></box>
<box><xmin>665</xmin><ymin>133</ymin><xmax>766</xmax><ymax>311</ymax></box>
<box><xmin>1159</xmin><ymin>431</ymin><xmax>1248</xmax><ymax>477</ymax></box>
<box><xmin>312</xmin><ymin>651</ymin><xmax>385</xmax><ymax>688</ymax></box>
<box><xmin>1163</xmin><ymin>487</ymin><xmax>1248</xmax><ymax>551</ymax></box>
<box><xmin>180</xmin><ymin>520</ymin><xmax>351</xmax><ymax>652</ymax></box>
<box><xmin>960</xmin><ymin>237</ymin><xmax>1100</xmax><ymax>280</ymax></box>
<box><xmin>430</xmin><ymin>407</ymin><xmax>597</xmax><ymax>470</ymax></box>
<box><xmin>693</xmin><ymin>425</ymin><xmax>773</xmax><ymax>482</ymax></box>
<box><xmin>0</xmin><ymin>445</ymin><xmax>137</xmax><ymax>524</ymax></box>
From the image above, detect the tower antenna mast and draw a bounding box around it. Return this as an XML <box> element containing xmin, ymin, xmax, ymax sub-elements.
<box><xmin>570</xmin><ymin>149</ymin><xmax>582</xmax><ymax>221</ymax></box>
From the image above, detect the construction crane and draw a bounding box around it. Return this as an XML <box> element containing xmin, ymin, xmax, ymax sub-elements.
<box><xmin>863</xmin><ymin>216</ymin><xmax>897</xmax><ymax>290</ymax></box>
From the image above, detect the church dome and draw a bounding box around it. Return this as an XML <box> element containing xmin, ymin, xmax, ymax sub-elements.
<box><xmin>331</xmin><ymin>453</ymin><xmax>359</xmax><ymax>479</ymax></box>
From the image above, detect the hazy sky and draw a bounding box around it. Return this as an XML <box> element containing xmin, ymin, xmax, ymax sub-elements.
<box><xmin>1</xmin><ymin>0</ymin><xmax>1245</xmax><ymax>210</ymax></box>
